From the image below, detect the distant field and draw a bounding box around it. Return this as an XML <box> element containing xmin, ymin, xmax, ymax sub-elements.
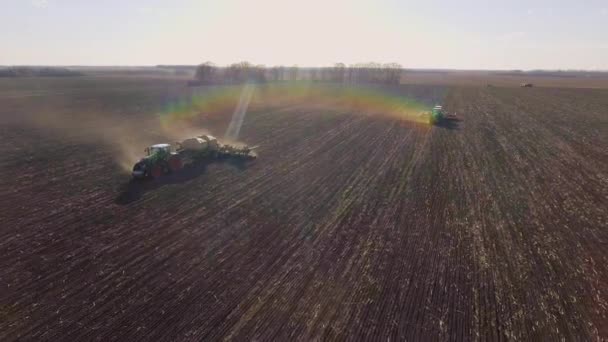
<box><xmin>401</xmin><ymin>70</ymin><xmax>608</xmax><ymax>88</ymax></box>
<box><xmin>0</xmin><ymin>75</ymin><xmax>606</xmax><ymax>340</ymax></box>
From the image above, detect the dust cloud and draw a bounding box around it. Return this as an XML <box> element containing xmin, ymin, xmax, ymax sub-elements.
<box><xmin>17</xmin><ymin>100</ymin><xmax>253</xmax><ymax>175</ymax></box>
<box><xmin>15</xmin><ymin>105</ymin><xmax>204</xmax><ymax>173</ymax></box>
<box><xmin>13</xmin><ymin>83</ymin><xmax>424</xmax><ymax>174</ymax></box>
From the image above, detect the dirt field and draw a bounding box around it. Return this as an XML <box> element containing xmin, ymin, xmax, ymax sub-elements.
<box><xmin>402</xmin><ymin>70</ymin><xmax>608</xmax><ymax>89</ymax></box>
<box><xmin>0</xmin><ymin>75</ymin><xmax>606</xmax><ymax>340</ymax></box>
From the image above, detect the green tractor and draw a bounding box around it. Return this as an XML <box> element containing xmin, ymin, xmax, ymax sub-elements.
<box><xmin>131</xmin><ymin>135</ymin><xmax>258</xmax><ymax>179</ymax></box>
<box><xmin>429</xmin><ymin>105</ymin><xmax>444</xmax><ymax>125</ymax></box>
<box><xmin>428</xmin><ymin>105</ymin><xmax>458</xmax><ymax>125</ymax></box>
<box><xmin>131</xmin><ymin>143</ymin><xmax>181</xmax><ymax>179</ymax></box>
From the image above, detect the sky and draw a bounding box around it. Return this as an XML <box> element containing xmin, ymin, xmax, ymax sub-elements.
<box><xmin>2</xmin><ymin>0</ymin><xmax>608</xmax><ymax>69</ymax></box>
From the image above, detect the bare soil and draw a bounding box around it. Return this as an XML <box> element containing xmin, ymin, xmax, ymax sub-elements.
<box><xmin>0</xmin><ymin>75</ymin><xmax>606</xmax><ymax>340</ymax></box>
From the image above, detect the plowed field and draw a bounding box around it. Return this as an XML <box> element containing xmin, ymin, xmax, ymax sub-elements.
<box><xmin>1</xmin><ymin>78</ymin><xmax>606</xmax><ymax>340</ymax></box>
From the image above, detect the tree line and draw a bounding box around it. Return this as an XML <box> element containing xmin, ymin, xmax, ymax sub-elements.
<box><xmin>191</xmin><ymin>62</ymin><xmax>402</xmax><ymax>85</ymax></box>
<box><xmin>0</xmin><ymin>67</ymin><xmax>83</xmax><ymax>77</ymax></box>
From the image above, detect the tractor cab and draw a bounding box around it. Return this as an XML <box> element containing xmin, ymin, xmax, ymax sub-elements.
<box><xmin>145</xmin><ymin>143</ymin><xmax>172</xmax><ymax>157</ymax></box>
<box><xmin>132</xmin><ymin>143</ymin><xmax>173</xmax><ymax>179</ymax></box>
<box><xmin>430</xmin><ymin>105</ymin><xmax>444</xmax><ymax>124</ymax></box>
<box><xmin>432</xmin><ymin>105</ymin><xmax>443</xmax><ymax>116</ymax></box>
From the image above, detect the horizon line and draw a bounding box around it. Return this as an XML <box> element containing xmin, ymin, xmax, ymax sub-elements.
<box><xmin>1</xmin><ymin>65</ymin><xmax>608</xmax><ymax>73</ymax></box>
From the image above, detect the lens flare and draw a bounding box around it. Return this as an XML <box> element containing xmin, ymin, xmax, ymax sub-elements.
<box><xmin>225</xmin><ymin>83</ymin><xmax>255</xmax><ymax>140</ymax></box>
<box><xmin>158</xmin><ymin>83</ymin><xmax>433</xmax><ymax>132</ymax></box>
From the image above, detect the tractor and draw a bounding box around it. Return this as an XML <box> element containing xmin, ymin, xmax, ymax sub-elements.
<box><xmin>131</xmin><ymin>135</ymin><xmax>257</xmax><ymax>179</ymax></box>
<box><xmin>131</xmin><ymin>143</ymin><xmax>176</xmax><ymax>179</ymax></box>
<box><xmin>428</xmin><ymin>105</ymin><xmax>458</xmax><ymax>125</ymax></box>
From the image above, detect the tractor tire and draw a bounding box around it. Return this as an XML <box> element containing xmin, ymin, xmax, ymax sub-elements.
<box><xmin>169</xmin><ymin>155</ymin><xmax>183</xmax><ymax>172</ymax></box>
<box><xmin>151</xmin><ymin>164</ymin><xmax>163</xmax><ymax>178</ymax></box>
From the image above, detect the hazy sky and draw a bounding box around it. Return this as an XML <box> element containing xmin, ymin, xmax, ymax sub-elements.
<box><xmin>3</xmin><ymin>0</ymin><xmax>608</xmax><ymax>69</ymax></box>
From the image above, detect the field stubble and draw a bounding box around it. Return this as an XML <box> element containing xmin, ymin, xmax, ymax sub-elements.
<box><xmin>0</xmin><ymin>78</ymin><xmax>606</xmax><ymax>340</ymax></box>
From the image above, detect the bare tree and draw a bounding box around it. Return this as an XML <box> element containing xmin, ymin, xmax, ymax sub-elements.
<box><xmin>289</xmin><ymin>65</ymin><xmax>299</xmax><ymax>81</ymax></box>
<box><xmin>194</xmin><ymin>61</ymin><xmax>216</xmax><ymax>83</ymax></box>
<box><xmin>382</xmin><ymin>63</ymin><xmax>402</xmax><ymax>84</ymax></box>
<box><xmin>271</xmin><ymin>66</ymin><xmax>283</xmax><ymax>81</ymax></box>
<box><xmin>342</xmin><ymin>62</ymin><xmax>402</xmax><ymax>85</ymax></box>
<box><xmin>223</xmin><ymin>62</ymin><xmax>270</xmax><ymax>83</ymax></box>
<box><xmin>192</xmin><ymin>60</ymin><xmax>401</xmax><ymax>85</ymax></box>
<box><xmin>333</xmin><ymin>63</ymin><xmax>346</xmax><ymax>83</ymax></box>
<box><xmin>254</xmin><ymin>64</ymin><xmax>267</xmax><ymax>82</ymax></box>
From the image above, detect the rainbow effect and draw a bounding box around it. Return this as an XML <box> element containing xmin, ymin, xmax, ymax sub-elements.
<box><xmin>159</xmin><ymin>83</ymin><xmax>433</xmax><ymax>131</ymax></box>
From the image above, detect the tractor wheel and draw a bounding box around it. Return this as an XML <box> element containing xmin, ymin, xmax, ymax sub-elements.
<box><xmin>151</xmin><ymin>164</ymin><xmax>163</xmax><ymax>178</ymax></box>
<box><xmin>169</xmin><ymin>156</ymin><xmax>182</xmax><ymax>172</ymax></box>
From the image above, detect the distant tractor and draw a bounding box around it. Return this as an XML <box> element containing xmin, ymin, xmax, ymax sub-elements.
<box><xmin>428</xmin><ymin>105</ymin><xmax>458</xmax><ymax>125</ymax></box>
<box><xmin>521</xmin><ymin>83</ymin><xmax>533</xmax><ymax>87</ymax></box>
<box><xmin>132</xmin><ymin>135</ymin><xmax>257</xmax><ymax>179</ymax></box>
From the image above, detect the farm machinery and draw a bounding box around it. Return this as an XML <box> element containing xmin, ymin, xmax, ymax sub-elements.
<box><xmin>428</xmin><ymin>105</ymin><xmax>458</xmax><ymax>125</ymax></box>
<box><xmin>131</xmin><ymin>135</ymin><xmax>257</xmax><ymax>179</ymax></box>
